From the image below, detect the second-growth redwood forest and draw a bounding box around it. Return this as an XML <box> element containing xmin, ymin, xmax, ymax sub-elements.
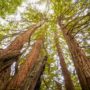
<box><xmin>0</xmin><ymin>0</ymin><xmax>90</xmax><ymax>90</ymax></box>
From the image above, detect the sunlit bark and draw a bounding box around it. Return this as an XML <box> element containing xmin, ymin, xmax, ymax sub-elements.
<box><xmin>0</xmin><ymin>20</ymin><xmax>45</xmax><ymax>72</ymax></box>
<box><xmin>6</xmin><ymin>35</ymin><xmax>45</xmax><ymax>90</ymax></box>
<box><xmin>0</xmin><ymin>21</ymin><xmax>45</xmax><ymax>90</ymax></box>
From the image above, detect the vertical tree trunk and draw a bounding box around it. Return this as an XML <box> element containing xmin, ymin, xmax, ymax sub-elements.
<box><xmin>28</xmin><ymin>56</ymin><xmax>47</xmax><ymax>90</ymax></box>
<box><xmin>6</xmin><ymin>35</ymin><xmax>45</xmax><ymax>90</ymax></box>
<box><xmin>58</xmin><ymin>17</ymin><xmax>90</xmax><ymax>90</ymax></box>
<box><xmin>54</xmin><ymin>31</ymin><xmax>75</xmax><ymax>90</ymax></box>
<box><xmin>17</xmin><ymin>56</ymin><xmax>47</xmax><ymax>90</ymax></box>
<box><xmin>34</xmin><ymin>56</ymin><xmax>47</xmax><ymax>90</ymax></box>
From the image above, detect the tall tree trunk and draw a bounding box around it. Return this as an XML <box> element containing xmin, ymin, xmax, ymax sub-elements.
<box><xmin>0</xmin><ymin>20</ymin><xmax>45</xmax><ymax>72</ymax></box>
<box><xmin>58</xmin><ymin>17</ymin><xmax>90</xmax><ymax>90</ymax></box>
<box><xmin>15</xmin><ymin>56</ymin><xmax>47</xmax><ymax>90</ymax></box>
<box><xmin>0</xmin><ymin>21</ymin><xmax>45</xmax><ymax>90</ymax></box>
<box><xmin>28</xmin><ymin>56</ymin><xmax>47</xmax><ymax>90</ymax></box>
<box><xmin>54</xmin><ymin>31</ymin><xmax>75</xmax><ymax>90</ymax></box>
<box><xmin>6</xmin><ymin>35</ymin><xmax>45</xmax><ymax>90</ymax></box>
<box><xmin>34</xmin><ymin>56</ymin><xmax>48</xmax><ymax>90</ymax></box>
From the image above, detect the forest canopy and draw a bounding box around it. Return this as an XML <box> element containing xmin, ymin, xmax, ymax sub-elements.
<box><xmin>0</xmin><ymin>0</ymin><xmax>90</xmax><ymax>90</ymax></box>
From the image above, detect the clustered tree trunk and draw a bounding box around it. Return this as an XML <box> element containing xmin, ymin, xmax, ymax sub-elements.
<box><xmin>0</xmin><ymin>21</ymin><xmax>45</xmax><ymax>90</ymax></box>
<box><xmin>58</xmin><ymin>16</ymin><xmax>90</xmax><ymax>90</ymax></box>
<box><xmin>54</xmin><ymin>31</ymin><xmax>75</xmax><ymax>90</ymax></box>
<box><xmin>28</xmin><ymin>56</ymin><xmax>47</xmax><ymax>90</ymax></box>
<box><xmin>0</xmin><ymin>20</ymin><xmax>45</xmax><ymax>72</ymax></box>
<box><xmin>4</xmin><ymin>34</ymin><xmax>45</xmax><ymax>90</ymax></box>
<box><xmin>0</xmin><ymin>12</ymin><xmax>90</xmax><ymax>90</ymax></box>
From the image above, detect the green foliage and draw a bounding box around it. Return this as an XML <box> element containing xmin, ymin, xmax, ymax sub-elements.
<box><xmin>0</xmin><ymin>31</ymin><xmax>6</xmax><ymax>41</ymax></box>
<box><xmin>0</xmin><ymin>25</ymin><xmax>10</xmax><ymax>41</ymax></box>
<box><xmin>0</xmin><ymin>0</ymin><xmax>90</xmax><ymax>90</ymax></box>
<box><xmin>0</xmin><ymin>0</ymin><xmax>23</xmax><ymax>18</ymax></box>
<box><xmin>23</xmin><ymin>7</ymin><xmax>45</xmax><ymax>23</ymax></box>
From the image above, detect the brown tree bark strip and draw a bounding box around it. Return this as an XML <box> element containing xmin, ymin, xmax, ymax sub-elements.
<box><xmin>34</xmin><ymin>56</ymin><xmax>47</xmax><ymax>90</ymax></box>
<box><xmin>54</xmin><ymin>31</ymin><xmax>75</xmax><ymax>90</ymax></box>
<box><xmin>6</xmin><ymin>35</ymin><xmax>45</xmax><ymax>90</ymax></box>
<box><xmin>0</xmin><ymin>20</ymin><xmax>45</xmax><ymax>72</ymax></box>
<box><xmin>58</xmin><ymin>17</ymin><xmax>90</xmax><ymax>90</ymax></box>
<box><xmin>17</xmin><ymin>56</ymin><xmax>47</xmax><ymax>90</ymax></box>
<box><xmin>15</xmin><ymin>56</ymin><xmax>47</xmax><ymax>90</ymax></box>
<box><xmin>28</xmin><ymin>56</ymin><xmax>47</xmax><ymax>90</ymax></box>
<box><xmin>0</xmin><ymin>21</ymin><xmax>45</xmax><ymax>90</ymax></box>
<box><xmin>0</xmin><ymin>66</ymin><xmax>11</xmax><ymax>90</ymax></box>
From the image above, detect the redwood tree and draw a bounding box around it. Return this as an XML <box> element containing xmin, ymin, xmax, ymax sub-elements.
<box><xmin>54</xmin><ymin>31</ymin><xmax>75</xmax><ymax>90</ymax></box>
<box><xmin>0</xmin><ymin>0</ymin><xmax>90</xmax><ymax>89</ymax></box>
<box><xmin>6</xmin><ymin>34</ymin><xmax>45</xmax><ymax>90</ymax></box>
<box><xmin>0</xmin><ymin>20</ymin><xmax>45</xmax><ymax>72</ymax></box>
<box><xmin>58</xmin><ymin>17</ymin><xmax>90</xmax><ymax>90</ymax></box>
<box><xmin>0</xmin><ymin>20</ymin><xmax>45</xmax><ymax>90</ymax></box>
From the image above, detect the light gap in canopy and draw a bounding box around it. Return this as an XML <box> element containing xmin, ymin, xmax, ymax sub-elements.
<box><xmin>0</xmin><ymin>0</ymin><xmax>46</xmax><ymax>25</ymax></box>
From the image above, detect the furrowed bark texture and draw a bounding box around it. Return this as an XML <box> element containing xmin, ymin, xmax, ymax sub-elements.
<box><xmin>0</xmin><ymin>67</ymin><xmax>11</xmax><ymax>90</ymax></box>
<box><xmin>28</xmin><ymin>56</ymin><xmax>47</xmax><ymax>90</ymax></box>
<box><xmin>15</xmin><ymin>56</ymin><xmax>47</xmax><ymax>90</ymax></box>
<box><xmin>0</xmin><ymin>21</ymin><xmax>44</xmax><ymax>90</ymax></box>
<box><xmin>0</xmin><ymin>20</ymin><xmax>45</xmax><ymax>72</ymax></box>
<box><xmin>6</xmin><ymin>35</ymin><xmax>44</xmax><ymax>90</ymax></box>
<box><xmin>54</xmin><ymin>31</ymin><xmax>75</xmax><ymax>90</ymax></box>
<box><xmin>58</xmin><ymin>17</ymin><xmax>90</xmax><ymax>90</ymax></box>
<box><xmin>34</xmin><ymin>57</ymin><xmax>46</xmax><ymax>90</ymax></box>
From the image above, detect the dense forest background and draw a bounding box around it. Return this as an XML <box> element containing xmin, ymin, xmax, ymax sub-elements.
<box><xmin>0</xmin><ymin>0</ymin><xmax>90</xmax><ymax>90</ymax></box>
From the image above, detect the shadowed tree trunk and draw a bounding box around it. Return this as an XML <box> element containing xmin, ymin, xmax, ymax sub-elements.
<box><xmin>54</xmin><ymin>31</ymin><xmax>75</xmax><ymax>90</ymax></box>
<box><xmin>34</xmin><ymin>56</ymin><xmax>47</xmax><ymax>90</ymax></box>
<box><xmin>58</xmin><ymin>17</ymin><xmax>90</xmax><ymax>90</ymax></box>
<box><xmin>6</xmin><ymin>34</ymin><xmax>45</xmax><ymax>90</ymax></box>
<box><xmin>34</xmin><ymin>76</ymin><xmax>42</xmax><ymax>90</ymax></box>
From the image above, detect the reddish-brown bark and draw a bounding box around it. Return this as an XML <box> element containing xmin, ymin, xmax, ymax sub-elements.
<box><xmin>28</xmin><ymin>56</ymin><xmax>47</xmax><ymax>90</ymax></box>
<box><xmin>0</xmin><ymin>21</ymin><xmax>45</xmax><ymax>90</ymax></box>
<box><xmin>6</xmin><ymin>35</ymin><xmax>44</xmax><ymax>90</ymax></box>
<box><xmin>0</xmin><ymin>67</ymin><xmax>11</xmax><ymax>90</ymax></box>
<box><xmin>54</xmin><ymin>31</ymin><xmax>75</xmax><ymax>90</ymax></box>
<box><xmin>58</xmin><ymin>17</ymin><xmax>90</xmax><ymax>90</ymax></box>
<box><xmin>11</xmin><ymin>56</ymin><xmax>47</xmax><ymax>90</ymax></box>
<box><xmin>0</xmin><ymin>20</ymin><xmax>45</xmax><ymax>71</ymax></box>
